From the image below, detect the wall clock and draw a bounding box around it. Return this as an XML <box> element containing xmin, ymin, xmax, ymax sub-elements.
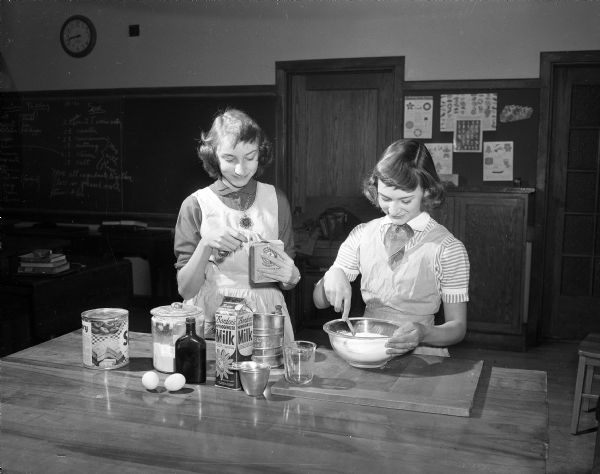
<box><xmin>60</xmin><ymin>15</ymin><xmax>96</xmax><ymax>58</ymax></box>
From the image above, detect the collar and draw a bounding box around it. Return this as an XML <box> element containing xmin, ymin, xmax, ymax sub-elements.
<box><xmin>210</xmin><ymin>178</ymin><xmax>257</xmax><ymax>197</ymax></box>
<box><xmin>381</xmin><ymin>211</ymin><xmax>430</xmax><ymax>232</ymax></box>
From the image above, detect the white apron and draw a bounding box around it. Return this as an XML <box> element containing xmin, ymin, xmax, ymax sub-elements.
<box><xmin>359</xmin><ymin>217</ymin><xmax>451</xmax><ymax>357</ymax></box>
<box><xmin>185</xmin><ymin>182</ymin><xmax>295</xmax><ymax>342</ymax></box>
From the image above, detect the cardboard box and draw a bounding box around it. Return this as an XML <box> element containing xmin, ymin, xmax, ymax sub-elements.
<box><xmin>249</xmin><ymin>240</ymin><xmax>285</xmax><ymax>284</ymax></box>
<box><xmin>214</xmin><ymin>296</ymin><xmax>253</xmax><ymax>390</ymax></box>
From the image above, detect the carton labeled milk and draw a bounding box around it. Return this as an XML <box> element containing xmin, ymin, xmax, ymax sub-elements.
<box><xmin>249</xmin><ymin>240</ymin><xmax>285</xmax><ymax>284</ymax></box>
<box><xmin>214</xmin><ymin>296</ymin><xmax>254</xmax><ymax>390</ymax></box>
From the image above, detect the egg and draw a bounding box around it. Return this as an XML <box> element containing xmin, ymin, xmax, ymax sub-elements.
<box><xmin>142</xmin><ymin>371</ymin><xmax>159</xmax><ymax>390</ymax></box>
<box><xmin>164</xmin><ymin>373</ymin><xmax>186</xmax><ymax>392</ymax></box>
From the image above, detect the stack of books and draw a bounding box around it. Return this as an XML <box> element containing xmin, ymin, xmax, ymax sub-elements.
<box><xmin>100</xmin><ymin>220</ymin><xmax>148</xmax><ymax>231</ymax></box>
<box><xmin>17</xmin><ymin>250</ymin><xmax>70</xmax><ymax>275</ymax></box>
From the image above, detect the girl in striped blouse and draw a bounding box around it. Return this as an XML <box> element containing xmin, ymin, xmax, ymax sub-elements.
<box><xmin>313</xmin><ymin>139</ymin><xmax>469</xmax><ymax>357</ymax></box>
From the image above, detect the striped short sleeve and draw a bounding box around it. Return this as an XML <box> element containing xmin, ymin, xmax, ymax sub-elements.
<box><xmin>329</xmin><ymin>224</ymin><xmax>366</xmax><ymax>282</ymax></box>
<box><xmin>435</xmin><ymin>236</ymin><xmax>470</xmax><ymax>303</ymax></box>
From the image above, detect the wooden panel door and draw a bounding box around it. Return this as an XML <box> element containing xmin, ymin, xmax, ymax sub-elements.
<box><xmin>544</xmin><ymin>65</ymin><xmax>600</xmax><ymax>338</ymax></box>
<box><xmin>290</xmin><ymin>72</ymin><xmax>391</xmax><ymax>209</ymax></box>
<box><xmin>453</xmin><ymin>193</ymin><xmax>528</xmax><ymax>335</ymax></box>
<box><xmin>276</xmin><ymin>58</ymin><xmax>404</xmax><ymax>212</ymax></box>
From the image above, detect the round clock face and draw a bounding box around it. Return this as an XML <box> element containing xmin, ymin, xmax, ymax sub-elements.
<box><xmin>60</xmin><ymin>15</ymin><xmax>96</xmax><ymax>58</ymax></box>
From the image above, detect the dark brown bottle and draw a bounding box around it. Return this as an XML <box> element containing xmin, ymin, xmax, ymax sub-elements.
<box><xmin>175</xmin><ymin>317</ymin><xmax>206</xmax><ymax>384</ymax></box>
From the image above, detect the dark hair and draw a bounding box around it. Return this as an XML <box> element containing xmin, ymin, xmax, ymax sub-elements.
<box><xmin>363</xmin><ymin>139</ymin><xmax>445</xmax><ymax>211</ymax></box>
<box><xmin>197</xmin><ymin>108</ymin><xmax>273</xmax><ymax>179</ymax></box>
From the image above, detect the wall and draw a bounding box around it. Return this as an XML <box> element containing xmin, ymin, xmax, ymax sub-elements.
<box><xmin>1</xmin><ymin>0</ymin><xmax>598</xmax><ymax>301</ymax></box>
<box><xmin>2</xmin><ymin>0</ymin><xmax>599</xmax><ymax>91</ymax></box>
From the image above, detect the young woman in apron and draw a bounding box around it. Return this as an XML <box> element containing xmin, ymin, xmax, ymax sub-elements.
<box><xmin>314</xmin><ymin>139</ymin><xmax>469</xmax><ymax>357</ymax></box>
<box><xmin>174</xmin><ymin>109</ymin><xmax>299</xmax><ymax>341</ymax></box>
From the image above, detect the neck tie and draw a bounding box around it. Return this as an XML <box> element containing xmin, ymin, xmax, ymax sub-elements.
<box><xmin>384</xmin><ymin>224</ymin><xmax>414</xmax><ymax>268</ymax></box>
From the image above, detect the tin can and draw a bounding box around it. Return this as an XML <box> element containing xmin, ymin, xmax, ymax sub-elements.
<box><xmin>150</xmin><ymin>302</ymin><xmax>204</xmax><ymax>373</ymax></box>
<box><xmin>215</xmin><ymin>296</ymin><xmax>253</xmax><ymax>390</ymax></box>
<box><xmin>81</xmin><ymin>308</ymin><xmax>129</xmax><ymax>369</ymax></box>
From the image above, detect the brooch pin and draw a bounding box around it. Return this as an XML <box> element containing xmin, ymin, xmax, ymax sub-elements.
<box><xmin>239</xmin><ymin>214</ymin><xmax>253</xmax><ymax>229</ymax></box>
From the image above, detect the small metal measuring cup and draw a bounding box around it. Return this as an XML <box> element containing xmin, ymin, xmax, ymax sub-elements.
<box><xmin>232</xmin><ymin>361</ymin><xmax>271</xmax><ymax>397</ymax></box>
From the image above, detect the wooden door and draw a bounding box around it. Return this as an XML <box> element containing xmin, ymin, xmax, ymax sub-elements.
<box><xmin>275</xmin><ymin>58</ymin><xmax>404</xmax><ymax>213</ymax></box>
<box><xmin>543</xmin><ymin>62</ymin><xmax>600</xmax><ymax>339</ymax></box>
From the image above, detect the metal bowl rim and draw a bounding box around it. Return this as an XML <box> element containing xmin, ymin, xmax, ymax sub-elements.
<box><xmin>323</xmin><ymin>318</ymin><xmax>400</xmax><ymax>340</ymax></box>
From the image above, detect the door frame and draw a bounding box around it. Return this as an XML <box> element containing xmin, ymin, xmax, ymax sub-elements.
<box><xmin>531</xmin><ymin>50</ymin><xmax>600</xmax><ymax>342</ymax></box>
<box><xmin>274</xmin><ymin>56</ymin><xmax>405</xmax><ymax>199</ymax></box>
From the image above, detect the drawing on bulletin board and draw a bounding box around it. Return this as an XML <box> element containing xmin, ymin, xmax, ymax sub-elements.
<box><xmin>499</xmin><ymin>104</ymin><xmax>533</xmax><ymax>123</ymax></box>
<box><xmin>453</xmin><ymin>118</ymin><xmax>482</xmax><ymax>153</ymax></box>
<box><xmin>425</xmin><ymin>143</ymin><xmax>453</xmax><ymax>175</ymax></box>
<box><xmin>483</xmin><ymin>141</ymin><xmax>513</xmax><ymax>181</ymax></box>
<box><xmin>404</xmin><ymin>96</ymin><xmax>433</xmax><ymax>139</ymax></box>
<box><xmin>440</xmin><ymin>93</ymin><xmax>497</xmax><ymax>132</ymax></box>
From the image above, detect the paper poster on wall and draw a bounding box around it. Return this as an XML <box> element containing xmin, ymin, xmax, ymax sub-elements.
<box><xmin>483</xmin><ymin>141</ymin><xmax>513</xmax><ymax>181</ymax></box>
<box><xmin>404</xmin><ymin>96</ymin><xmax>433</xmax><ymax>139</ymax></box>
<box><xmin>425</xmin><ymin>142</ymin><xmax>453</xmax><ymax>175</ymax></box>
<box><xmin>440</xmin><ymin>93</ymin><xmax>497</xmax><ymax>131</ymax></box>
<box><xmin>453</xmin><ymin>118</ymin><xmax>482</xmax><ymax>153</ymax></box>
<box><xmin>499</xmin><ymin>104</ymin><xmax>533</xmax><ymax>123</ymax></box>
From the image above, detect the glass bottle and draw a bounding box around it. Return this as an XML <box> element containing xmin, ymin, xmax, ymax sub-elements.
<box><xmin>175</xmin><ymin>316</ymin><xmax>206</xmax><ymax>384</ymax></box>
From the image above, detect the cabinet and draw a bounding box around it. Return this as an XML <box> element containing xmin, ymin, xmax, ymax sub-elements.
<box><xmin>437</xmin><ymin>188</ymin><xmax>534</xmax><ymax>350</ymax></box>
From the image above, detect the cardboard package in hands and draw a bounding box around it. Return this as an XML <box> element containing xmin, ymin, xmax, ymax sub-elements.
<box><xmin>249</xmin><ymin>240</ymin><xmax>285</xmax><ymax>284</ymax></box>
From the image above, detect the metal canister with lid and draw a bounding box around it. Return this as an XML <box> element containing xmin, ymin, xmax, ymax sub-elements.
<box><xmin>81</xmin><ymin>308</ymin><xmax>129</xmax><ymax>370</ymax></box>
<box><xmin>150</xmin><ymin>302</ymin><xmax>204</xmax><ymax>373</ymax></box>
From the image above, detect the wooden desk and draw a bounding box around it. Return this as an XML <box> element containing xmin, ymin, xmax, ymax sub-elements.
<box><xmin>1</xmin><ymin>226</ymin><xmax>177</xmax><ymax>299</ymax></box>
<box><xmin>97</xmin><ymin>228</ymin><xmax>177</xmax><ymax>299</ymax></box>
<box><xmin>0</xmin><ymin>259</ymin><xmax>132</xmax><ymax>356</ymax></box>
<box><xmin>0</xmin><ymin>331</ymin><xmax>548</xmax><ymax>473</ymax></box>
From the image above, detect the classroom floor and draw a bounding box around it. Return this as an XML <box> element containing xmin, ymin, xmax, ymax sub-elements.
<box><xmin>129</xmin><ymin>304</ymin><xmax>596</xmax><ymax>473</ymax></box>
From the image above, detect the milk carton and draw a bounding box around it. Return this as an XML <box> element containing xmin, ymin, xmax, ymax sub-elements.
<box><xmin>249</xmin><ymin>240</ymin><xmax>285</xmax><ymax>284</ymax></box>
<box><xmin>214</xmin><ymin>296</ymin><xmax>254</xmax><ymax>390</ymax></box>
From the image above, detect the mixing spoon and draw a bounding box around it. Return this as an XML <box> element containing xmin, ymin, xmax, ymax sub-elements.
<box><xmin>341</xmin><ymin>302</ymin><xmax>356</xmax><ymax>336</ymax></box>
<box><xmin>345</xmin><ymin>318</ymin><xmax>356</xmax><ymax>336</ymax></box>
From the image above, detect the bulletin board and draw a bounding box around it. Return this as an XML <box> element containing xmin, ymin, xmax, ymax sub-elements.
<box><xmin>402</xmin><ymin>79</ymin><xmax>540</xmax><ymax>188</ymax></box>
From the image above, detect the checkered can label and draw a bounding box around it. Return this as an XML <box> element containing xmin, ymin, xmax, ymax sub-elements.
<box><xmin>81</xmin><ymin>308</ymin><xmax>129</xmax><ymax>369</ymax></box>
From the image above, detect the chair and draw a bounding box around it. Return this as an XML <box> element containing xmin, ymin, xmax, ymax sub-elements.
<box><xmin>594</xmin><ymin>404</ymin><xmax>600</xmax><ymax>472</ymax></box>
<box><xmin>571</xmin><ymin>333</ymin><xmax>600</xmax><ymax>434</ymax></box>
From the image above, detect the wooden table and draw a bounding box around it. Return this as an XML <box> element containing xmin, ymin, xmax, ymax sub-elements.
<box><xmin>1</xmin><ymin>331</ymin><xmax>548</xmax><ymax>473</ymax></box>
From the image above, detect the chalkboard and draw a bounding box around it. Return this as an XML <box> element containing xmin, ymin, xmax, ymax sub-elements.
<box><xmin>0</xmin><ymin>96</ymin><xmax>124</xmax><ymax>212</ymax></box>
<box><xmin>403</xmin><ymin>79</ymin><xmax>540</xmax><ymax>188</ymax></box>
<box><xmin>0</xmin><ymin>87</ymin><xmax>276</xmax><ymax>224</ymax></box>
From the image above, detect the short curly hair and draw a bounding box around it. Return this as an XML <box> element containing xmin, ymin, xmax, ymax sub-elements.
<box><xmin>197</xmin><ymin>108</ymin><xmax>273</xmax><ymax>179</ymax></box>
<box><xmin>363</xmin><ymin>139</ymin><xmax>445</xmax><ymax>212</ymax></box>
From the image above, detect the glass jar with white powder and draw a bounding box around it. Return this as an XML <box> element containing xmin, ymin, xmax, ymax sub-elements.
<box><xmin>150</xmin><ymin>302</ymin><xmax>204</xmax><ymax>373</ymax></box>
